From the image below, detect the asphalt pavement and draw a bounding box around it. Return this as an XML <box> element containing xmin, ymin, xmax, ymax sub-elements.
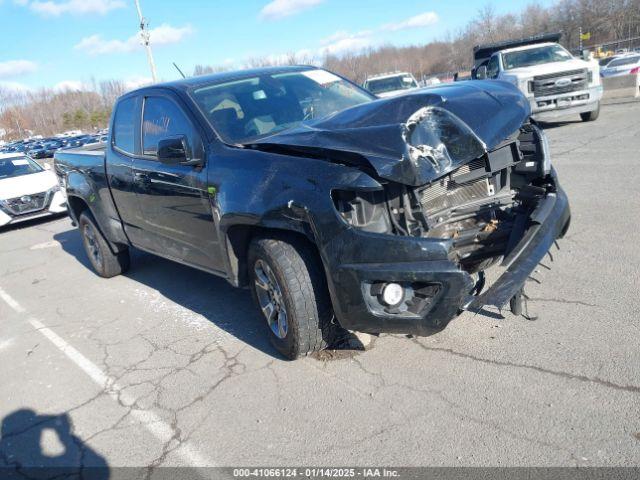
<box><xmin>1</xmin><ymin>101</ymin><xmax>639</xmax><ymax>474</ymax></box>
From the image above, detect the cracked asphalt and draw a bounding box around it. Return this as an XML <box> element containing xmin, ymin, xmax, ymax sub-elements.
<box><xmin>1</xmin><ymin>100</ymin><xmax>639</xmax><ymax>473</ymax></box>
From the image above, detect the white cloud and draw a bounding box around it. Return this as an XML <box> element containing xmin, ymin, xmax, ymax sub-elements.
<box><xmin>25</xmin><ymin>0</ymin><xmax>125</xmax><ymax>16</ymax></box>
<box><xmin>124</xmin><ymin>76</ymin><xmax>153</xmax><ymax>90</ymax></box>
<box><xmin>316</xmin><ymin>11</ymin><xmax>439</xmax><ymax>57</ymax></box>
<box><xmin>0</xmin><ymin>81</ymin><xmax>31</xmax><ymax>93</ymax></box>
<box><xmin>53</xmin><ymin>80</ymin><xmax>88</xmax><ymax>92</ymax></box>
<box><xmin>260</xmin><ymin>0</ymin><xmax>324</xmax><ymax>20</ymax></box>
<box><xmin>319</xmin><ymin>30</ymin><xmax>375</xmax><ymax>56</ymax></box>
<box><xmin>75</xmin><ymin>24</ymin><xmax>193</xmax><ymax>55</ymax></box>
<box><xmin>0</xmin><ymin>60</ymin><xmax>38</xmax><ymax>78</ymax></box>
<box><xmin>383</xmin><ymin>11</ymin><xmax>439</xmax><ymax>32</ymax></box>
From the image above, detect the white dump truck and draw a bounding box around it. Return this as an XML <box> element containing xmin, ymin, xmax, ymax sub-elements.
<box><xmin>472</xmin><ymin>33</ymin><xmax>602</xmax><ymax>122</ymax></box>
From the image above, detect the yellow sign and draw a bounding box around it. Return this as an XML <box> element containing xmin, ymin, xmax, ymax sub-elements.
<box><xmin>580</xmin><ymin>32</ymin><xmax>591</xmax><ymax>41</ymax></box>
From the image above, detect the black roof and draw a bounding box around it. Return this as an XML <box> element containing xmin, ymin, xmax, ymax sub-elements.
<box><xmin>473</xmin><ymin>32</ymin><xmax>563</xmax><ymax>65</ymax></box>
<box><xmin>130</xmin><ymin>65</ymin><xmax>317</xmax><ymax>94</ymax></box>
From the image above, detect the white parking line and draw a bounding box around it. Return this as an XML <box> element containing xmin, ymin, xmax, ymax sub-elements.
<box><xmin>0</xmin><ymin>287</ymin><xmax>26</xmax><ymax>313</ymax></box>
<box><xmin>0</xmin><ymin>285</ymin><xmax>215</xmax><ymax>468</ymax></box>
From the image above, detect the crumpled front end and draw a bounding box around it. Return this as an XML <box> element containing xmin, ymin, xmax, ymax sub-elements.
<box><xmin>250</xmin><ymin>81</ymin><xmax>570</xmax><ymax>334</ymax></box>
<box><xmin>322</xmin><ymin>118</ymin><xmax>570</xmax><ymax>334</ymax></box>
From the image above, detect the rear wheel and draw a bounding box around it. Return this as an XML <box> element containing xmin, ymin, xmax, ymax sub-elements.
<box><xmin>580</xmin><ymin>102</ymin><xmax>600</xmax><ymax>122</ymax></box>
<box><xmin>248</xmin><ymin>236</ymin><xmax>336</xmax><ymax>359</ymax></box>
<box><xmin>79</xmin><ymin>211</ymin><xmax>130</xmax><ymax>278</ymax></box>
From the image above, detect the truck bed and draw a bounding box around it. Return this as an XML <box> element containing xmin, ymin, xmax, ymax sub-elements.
<box><xmin>54</xmin><ymin>143</ymin><xmax>106</xmax><ymax>170</ymax></box>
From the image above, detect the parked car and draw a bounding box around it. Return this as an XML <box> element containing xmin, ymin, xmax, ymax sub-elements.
<box><xmin>54</xmin><ymin>66</ymin><xmax>570</xmax><ymax>359</ymax></box>
<box><xmin>600</xmin><ymin>54</ymin><xmax>640</xmax><ymax>77</ymax></box>
<box><xmin>27</xmin><ymin>144</ymin><xmax>49</xmax><ymax>159</ymax></box>
<box><xmin>43</xmin><ymin>141</ymin><xmax>65</xmax><ymax>156</ymax></box>
<box><xmin>473</xmin><ymin>33</ymin><xmax>602</xmax><ymax>122</ymax></box>
<box><xmin>363</xmin><ymin>72</ymin><xmax>420</xmax><ymax>97</ymax></box>
<box><xmin>0</xmin><ymin>153</ymin><xmax>67</xmax><ymax>227</ymax></box>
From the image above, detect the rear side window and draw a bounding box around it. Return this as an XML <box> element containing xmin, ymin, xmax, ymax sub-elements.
<box><xmin>112</xmin><ymin>97</ymin><xmax>137</xmax><ymax>154</ymax></box>
<box><xmin>142</xmin><ymin>97</ymin><xmax>195</xmax><ymax>156</ymax></box>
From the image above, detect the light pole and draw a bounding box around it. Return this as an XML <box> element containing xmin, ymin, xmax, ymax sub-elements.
<box><xmin>134</xmin><ymin>0</ymin><xmax>158</xmax><ymax>83</ymax></box>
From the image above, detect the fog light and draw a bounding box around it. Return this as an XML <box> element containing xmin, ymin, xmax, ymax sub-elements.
<box><xmin>381</xmin><ymin>283</ymin><xmax>404</xmax><ymax>306</ymax></box>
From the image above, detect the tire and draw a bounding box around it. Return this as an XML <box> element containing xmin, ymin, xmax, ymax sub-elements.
<box><xmin>248</xmin><ymin>236</ymin><xmax>336</xmax><ymax>360</ymax></box>
<box><xmin>580</xmin><ymin>103</ymin><xmax>600</xmax><ymax>122</ymax></box>
<box><xmin>78</xmin><ymin>211</ymin><xmax>130</xmax><ymax>278</ymax></box>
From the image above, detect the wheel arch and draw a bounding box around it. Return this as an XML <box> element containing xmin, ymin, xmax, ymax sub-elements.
<box><xmin>67</xmin><ymin>194</ymin><xmax>127</xmax><ymax>255</ymax></box>
<box><xmin>224</xmin><ymin>224</ymin><xmax>321</xmax><ymax>288</ymax></box>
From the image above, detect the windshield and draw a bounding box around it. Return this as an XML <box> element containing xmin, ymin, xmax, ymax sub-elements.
<box><xmin>365</xmin><ymin>75</ymin><xmax>418</xmax><ymax>94</ymax></box>
<box><xmin>0</xmin><ymin>156</ymin><xmax>43</xmax><ymax>179</ymax></box>
<box><xmin>191</xmin><ymin>69</ymin><xmax>373</xmax><ymax>144</ymax></box>
<box><xmin>502</xmin><ymin>45</ymin><xmax>573</xmax><ymax>70</ymax></box>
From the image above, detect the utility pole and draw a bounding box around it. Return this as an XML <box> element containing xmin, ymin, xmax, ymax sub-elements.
<box><xmin>579</xmin><ymin>26</ymin><xmax>583</xmax><ymax>53</ymax></box>
<box><xmin>134</xmin><ymin>0</ymin><xmax>158</xmax><ymax>83</ymax></box>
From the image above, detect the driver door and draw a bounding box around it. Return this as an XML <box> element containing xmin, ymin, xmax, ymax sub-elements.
<box><xmin>131</xmin><ymin>93</ymin><xmax>223</xmax><ymax>273</ymax></box>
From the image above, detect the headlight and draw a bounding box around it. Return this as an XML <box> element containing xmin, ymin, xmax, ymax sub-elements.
<box><xmin>518</xmin><ymin>78</ymin><xmax>532</xmax><ymax>94</ymax></box>
<box><xmin>331</xmin><ymin>189</ymin><xmax>391</xmax><ymax>233</ymax></box>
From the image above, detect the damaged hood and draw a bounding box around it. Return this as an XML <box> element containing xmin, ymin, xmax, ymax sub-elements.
<box><xmin>248</xmin><ymin>80</ymin><xmax>530</xmax><ymax>186</ymax></box>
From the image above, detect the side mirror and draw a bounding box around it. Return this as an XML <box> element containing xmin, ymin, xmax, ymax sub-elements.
<box><xmin>157</xmin><ymin>136</ymin><xmax>190</xmax><ymax>165</ymax></box>
<box><xmin>43</xmin><ymin>163</ymin><xmax>52</xmax><ymax>171</ymax></box>
<box><xmin>476</xmin><ymin>65</ymin><xmax>488</xmax><ymax>80</ymax></box>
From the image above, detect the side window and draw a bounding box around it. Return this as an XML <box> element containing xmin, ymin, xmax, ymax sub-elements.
<box><xmin>112</xmin><ymin>97</ymin><xmax>137</xmax><ymax>154</ymax></box>
<box><xmin>142</xmin><ymin>96</ymin><xmax>196</xmax><ymax>157</ymax></box>
<box><xmin>487</xmin><ymin>55</ymin><xmax>500</xmax><ymax>79</ymax></box>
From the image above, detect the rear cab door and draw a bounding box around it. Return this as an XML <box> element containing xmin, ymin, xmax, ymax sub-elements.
<box><xmin>107</xmin><ymin>94</ymin><xmax>148</xmax><ymax>246</ymax></box>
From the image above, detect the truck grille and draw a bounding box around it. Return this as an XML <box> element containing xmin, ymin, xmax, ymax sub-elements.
<box><xmin>419</xmin><ymin>158</ymin><xmax>490</xmax><ymax>217</ymax></box>
<box><xmin>4</xmin><ymin>191</ymin><xmax>49</xmax><ymax>216</ymax></box>
<box><xmin>532</xmin><ymin>68</ymin><xmax>588</xmax><ymax>97</ymax></box>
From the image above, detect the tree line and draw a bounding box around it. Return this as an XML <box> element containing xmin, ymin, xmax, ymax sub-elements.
<box><xmin>0</xmin><ymin>80</ymin><xmax>126</xmax><ymax>141</ymax></box>
<box><xmin>2</xmin><ymin>0</ymin><xmax>639</xmax><ymax>140</ymax></box>
<box><xmin>196</xmin><ymin>0</ymin><xmax>640</xmax><ymax>84</ymax></box>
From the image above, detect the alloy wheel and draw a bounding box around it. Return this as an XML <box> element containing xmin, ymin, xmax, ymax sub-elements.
<box><xmin>254</xmin><ymin>259</ymin><xmax>289</xmax><ymax>339</ymax></box>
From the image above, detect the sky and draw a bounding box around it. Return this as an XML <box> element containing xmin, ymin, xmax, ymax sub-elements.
<box><xmin>0</xmin><ymin>0</ymin><xmax>555</xmax><ymax>92</ymax></box>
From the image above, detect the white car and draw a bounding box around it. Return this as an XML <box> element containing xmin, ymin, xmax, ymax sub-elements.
<box><xmin>0</xmin><ymin>153</ymin><xmax>67</xmax><ymax>227</ymax></box>
<box><xmin>600</xmin><ymin>54</ymin><xmax>640</xmax><ymax>78</ymax></box>
<box><xmin>363</xmin><ymin>72</ymin><xmax>419</xmax><ymax>98</ymax></box>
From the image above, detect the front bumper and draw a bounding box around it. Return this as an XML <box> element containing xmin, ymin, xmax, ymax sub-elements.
<box><xmin>0</xmin><ymin>190</ymin><xmax>67</xmax><ymax>227</ymax></box>
<box><xmin>325</xmin><ymin>187</ymin><xmax>570</xmax><ymax>336</ymax></box>
<box><xmin>529</xmin><ymin>85</ymin><xmax>603</xmax><ymax>120</ymax></box>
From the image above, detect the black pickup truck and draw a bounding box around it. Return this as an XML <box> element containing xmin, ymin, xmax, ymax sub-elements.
<box><xmin>54</xmin><ymin>66</ymin><xmax>570</xmax><ymax>359</ymax></box>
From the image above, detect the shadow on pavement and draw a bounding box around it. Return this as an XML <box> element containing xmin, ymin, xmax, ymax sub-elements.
<box><xmin>538</xmin><ymin>120</ymin><xmax>582</xmax><ymax>130</ymax></box>
<box><xmin>0</xmin><ymin>409</ymin><xmax>109</xmax><ymax>479</ymax></box>
<box><xmin>53</xmin><ymin>228</ymin><xmax>282</xmax><ymax>359</ymax></box>
<box><xmin>0</xmin><ymin>213</ymin><xmax>69</xmax><ymax>234</ymax></box>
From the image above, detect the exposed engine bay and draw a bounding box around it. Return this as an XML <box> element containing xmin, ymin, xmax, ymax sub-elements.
<box><xmin>390</xmin><ymin>122</ymin><xmax>554</xmax><ymax>274</ymax></box>
<box><xmin>249</xmin><ymin>82</ymin><xmax>565</xmax><ymax>315</ymax></box>
<box><xmin>332</xmin><ymin>113</ymin><xmax>555</xmax><ymax>276</ymax></box>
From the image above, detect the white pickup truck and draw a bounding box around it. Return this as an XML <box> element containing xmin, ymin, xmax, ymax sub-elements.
<box><xmin>363</xmin><ymin>72</ymin><xmax>420</xmax><ymax>98</ymax></box>
<box><xmin>473</xmin><ymin>33</ymin><xmax>602</xmax><ymax>122</ymax></box>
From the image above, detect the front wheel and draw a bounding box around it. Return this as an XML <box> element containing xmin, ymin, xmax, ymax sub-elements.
<box><xmin>248</xmin><ymin>236</ymin><xmax>336</xmax><ymax>359</ymax></box>
<box><xmin>78</xmin><ymin>211</ymin><xmax>130</xmax><ymax>278</ymax></box>
<box><xmin>580</xmin><ymin>103</ymin><xmax>600</xmax><ymax>122</ymax></box>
